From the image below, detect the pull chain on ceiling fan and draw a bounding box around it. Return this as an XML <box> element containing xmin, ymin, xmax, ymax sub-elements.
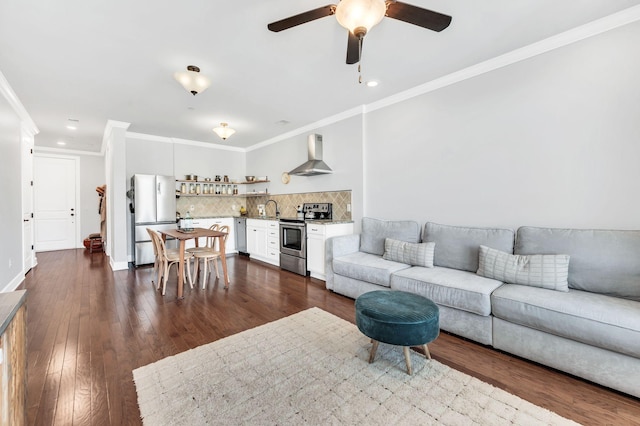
<box><xmin>268</xmin><ymin>0</ymin><xmax>452</xmax><ymax>76</ymax></box>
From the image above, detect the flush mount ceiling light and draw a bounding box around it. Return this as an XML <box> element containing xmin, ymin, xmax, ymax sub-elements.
<box><xmin>212</xmin><ymin>122</ymin><xmax>236</xmax><ymax>140</ymax></box>
<box><xmin>174</xmin><ymin>65</ymin><xmax>211</xmax><ymax>96</ymax></box>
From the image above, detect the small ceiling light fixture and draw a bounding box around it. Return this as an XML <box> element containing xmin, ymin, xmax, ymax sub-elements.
<box><xmin>174</xmin><ymin>65</ymin><xmax>211</xmax><ymax>96</ymax></box>
<box><xmin>213</xmin><ymin>122</ymin><xmax>236</xmax><ymax>140</ymax></box>
<box><xmin>366</xmin><ymin>80</ymin><xmax>378</xmax><ymax>87</ymax></box>
<box><xmin>57</xmin><ymin>141</ymin><xmax>66</xmax><ymax>146</ymax></box>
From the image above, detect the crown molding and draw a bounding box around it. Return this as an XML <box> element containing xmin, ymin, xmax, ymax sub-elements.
<box><xmin>101</xmin><ymin>120</ymin><xmax>131</xmax><ymax>154</ymax></box>
<box><xmin>34</xmin><ymin>146</ymin><xmax>103</xmax><ymax>157</ymax></box>
<box><xmin>247</xmin><ymin>105</ymin><xmax>364</xmax><ymax>152</ymax></box>
<box><xmin>365</xmin><ymin>5</ymin><xmax>640</xmax><ymax>114</ymax></box>
<box><xmin>0</xmin><ymin>70</ymin><xmax>39</xmax><ymax>135</ymax></box>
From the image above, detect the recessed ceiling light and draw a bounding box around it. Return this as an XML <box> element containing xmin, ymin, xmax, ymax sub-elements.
<box><xmin>66</xmin><ymin>118</ymin><xmax>79</xmax><ymax>130</ymax></box>
<box><xmin>275</xmin><ymin>120</ymin><xmax>290</xmax><ymax>126</ymax></box>
<box><xmin>57</xmin><ymin>141</ymin><xmax>66</xmax><ymax>146</ymax></box>
<box><xmin>366</xmin><ymin>80</ymin><xmax>379</xmax><ymax>87</ymax></box>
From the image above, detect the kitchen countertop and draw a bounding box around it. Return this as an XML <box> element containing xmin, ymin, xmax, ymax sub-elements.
<box><xmin>306</xmin><ymin>219</ymin><xmax>354</xmax><ymax>224</ymax></box>
<box><xmin>0</xmin><ymin>290</ymin><xmax>26</xmax><ymax>336</ymax></box>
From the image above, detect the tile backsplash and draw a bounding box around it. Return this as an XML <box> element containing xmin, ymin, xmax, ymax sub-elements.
<box><xmin>177</xmin><ymin>190</ymin><xmax>352</xmax><ymax>220</ymax></box>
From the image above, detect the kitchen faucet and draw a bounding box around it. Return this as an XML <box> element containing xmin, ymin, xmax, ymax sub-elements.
<box><xmin>265</xmin><ymin>199</ymin><xmax>280</xmax><ymax>218</ymax></box>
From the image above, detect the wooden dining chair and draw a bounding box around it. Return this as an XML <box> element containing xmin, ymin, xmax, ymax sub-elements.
<box><xmin>149</xmin><ymin>229</ymin><xmax>194</xmax><ymax>295</ymax></box>
<box><xmin>191</xmin><ymin>225</ymin><xmax>230</xmax><ymax>289</ymax></box>
<box><xmin>146</xmin><ymin>228</ymin><xmax>162</xmax><ymax>286</ymax></box>
<box><xmin>186</xmin><ymin>224</ymin><xmax>219</xmax><ymax>268</ymax></box>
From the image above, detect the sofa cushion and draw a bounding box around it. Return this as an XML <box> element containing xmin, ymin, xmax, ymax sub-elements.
<box><xmin>477</xmin><ymin>245</ymin><xmax>570</xmax><ymax>291</ymax></box>
<box><xmin>390</xmin><ymin>266</ymin><xmax>504</xmax><ymax>316</ymax></box>
<box><xmin>383</xmin><ymin>238</ymin><xmax>435</xmax><ymax>268</ymax></box>
<box><xmin>492</xmin><ymin>285</ymin><xmax>640</xmax><ymax>359</ymax></box>
<box><xmin>423</xmin><ymin>222</ymin><xmax>515</xmax><ymax>272</ymax></box>
<box><xmin>360</xmin><ymin>218</ymin><xmax>421</xmax><ymax>256</ymax></box>
<box><xmin>333</xmin><ymin>252</ymin><xmax>411</xmax><ymax>287</ymax></box>
<box><xmin>516</xmin><ymin>227</ymin><xmax>640</xmax><ymax>301</ymax></box>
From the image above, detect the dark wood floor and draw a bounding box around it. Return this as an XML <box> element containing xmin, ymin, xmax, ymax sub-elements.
<box><xmin>19</xmin><ymin>249</ymin><xmax>640</xmax><ymax>425</ymax></box>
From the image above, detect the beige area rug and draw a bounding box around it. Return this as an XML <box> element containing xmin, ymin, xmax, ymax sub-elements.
<box><xmin>133</xmin><ymin>307</ymin><xmax>579</xmax><ymax>425</ymax></box>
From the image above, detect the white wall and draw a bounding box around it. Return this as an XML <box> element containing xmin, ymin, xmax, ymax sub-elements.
<box><xmin>0</xmin><ymin>87</ymin><xmax>24</xmax><ymax>290</ymax></box>
<box><xmin>79</xmin><ymin>153</ymin><xmax>106</xmax><ymax>242</ymax></box>
<box><xmin>246</xmin><ymin>115</ymin><xmax>365</xmax><ymax>230</ymax></box>
<box><xmin>363</xmin><ymin>21</ymin><xmax>640</xmax><ymax>231</ymax></box>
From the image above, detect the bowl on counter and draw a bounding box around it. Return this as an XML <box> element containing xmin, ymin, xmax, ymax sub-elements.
<box><xmin>245</xmin><ymin>175</ymin><xmax>256</xmax><ymax>182</ymax></box>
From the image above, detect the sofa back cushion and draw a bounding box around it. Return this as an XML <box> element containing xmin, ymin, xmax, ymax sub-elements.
<box><xmin>516</xmin><ymin>226</ymin><xmax>640</xmax><ymax>301</ymax></box>
<box><xmin>360</xmin><ymin>218</ymin><xmax>420</xmax><ymax>256</ymax></box>
<box><xmin>423</xmin><ymin>222</ymin><xmax>515</xmax><ymax>272</ymax></box>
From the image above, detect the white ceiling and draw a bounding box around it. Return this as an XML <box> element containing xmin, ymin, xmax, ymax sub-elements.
<box><xmin>1</xmin><ymin>1</ymin><xmax>639</xmax><ymax>152</ymax></box>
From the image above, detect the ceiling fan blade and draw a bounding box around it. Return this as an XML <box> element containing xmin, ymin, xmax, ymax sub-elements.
<box><xmin>385</xmin><ymin>1</ymin><xmax>452</xmax><ymax>32</ymax></box>
<box><xmin>346</xmin><ymin>32</ymin><xmax>361</xmax><ymax>64</ymax></box>
<box><xmin>267</xmin><ymin>5</ymin><xmax>336</xmax><ymax>32</ymax></box>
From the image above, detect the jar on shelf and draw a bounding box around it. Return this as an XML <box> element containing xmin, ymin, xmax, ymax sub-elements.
<box><xmin>233</xmin><ymin>185</ymin><xmax>238</xmax><ymax>195</ymax></box>
<box><xmin>189</xmin><ymin>183</ymin><xmax>195</xmax><ymax>194</ymax></box>
<box><xmin>215</xmin><ymin>184</ymin><xmax>221</xmax><ymax>195</ymax></box>
<box><xmin>181</xmin><ymin>183</ymin><xmax>187</xmax><ymax>194</ymax></box>
<box><xmin>195</xmin><ymin>184</ymin><xmax>201</xmax><ymax>194</ymax></box>
<box><xmin>203</xmin><ymin>184</ymin><xmax>209</xmax><ymax>194</ymax></box>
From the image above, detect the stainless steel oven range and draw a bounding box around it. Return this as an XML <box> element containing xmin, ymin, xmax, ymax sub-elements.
<box><xmin>279</xmin><ymin>203</ymin><xmax>332</xmax><ymax>276</ymax></box>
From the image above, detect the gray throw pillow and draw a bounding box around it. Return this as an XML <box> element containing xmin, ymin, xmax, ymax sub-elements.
<box><xmin>383</xmin><ymin>238</ymin><xmax>435</xmax><ymax>268</ymax></box>
<box><xmin>477</xmin><ymin>245</ymin><xmax>570</xmax><ymax>291</ymax></box>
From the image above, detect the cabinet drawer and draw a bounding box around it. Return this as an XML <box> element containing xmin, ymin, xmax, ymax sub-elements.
<box><xmin>306</xmin><ymin>224</ymin><xmax>325</xmax><ymax>236</ymax></box>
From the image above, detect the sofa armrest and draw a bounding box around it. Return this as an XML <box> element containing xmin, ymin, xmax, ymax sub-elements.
<box><xmin>325</xmin><ymin>234</ymin><xmax>361</xmax><ymax>290</ymax></box>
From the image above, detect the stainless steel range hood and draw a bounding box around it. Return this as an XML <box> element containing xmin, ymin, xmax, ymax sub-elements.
<box><xmin>289</xmin><ymin>134</ymin><xmax>333</xmax><ymax>176</ymax></box>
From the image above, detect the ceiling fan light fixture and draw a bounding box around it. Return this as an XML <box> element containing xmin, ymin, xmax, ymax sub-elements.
<box><xmin>213</xmin><ymin>122</ymin><xmax>236</xmax><ymax>140</ymax></box>
<box><xmin>174</xmin><ymin>65</ymin><xmax>211</xmax><ymax>96</ymax></box>
<box><xmin>335</xmin><ymin>0</ymin><xmax>386</xmax><ymax>36</ymax></box>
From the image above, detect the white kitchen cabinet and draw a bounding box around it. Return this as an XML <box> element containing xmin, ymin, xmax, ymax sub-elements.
<box><xmin>247</xmin><ymin>219</ymin><xmax>279</xmax><ymax>266</ymax></box>
<box><xmin>306</xmin><ymin>222</ymin><xmax>354</xmax><ymax>280</ymax></box>
<box><xmin>265</xmin><ymin>220</ymin><xmax>280</xmax><ymax>265</ymax></box>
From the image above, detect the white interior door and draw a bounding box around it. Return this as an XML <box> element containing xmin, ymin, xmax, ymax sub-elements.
<box><xmin>22</xmin><ymin>134</ymin><xmax>35</xmax><ymax>272</ymax></box>
<box><xmin>34</xmin><ymin>154</ymin><xmax>79</xmax><ymax>251</ymax></box>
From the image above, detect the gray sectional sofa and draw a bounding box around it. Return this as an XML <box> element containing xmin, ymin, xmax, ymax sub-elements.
<box><xmin>325</xmin><ymin>218</ymin><xmax>640</xmax><ymax>398</ymax></box>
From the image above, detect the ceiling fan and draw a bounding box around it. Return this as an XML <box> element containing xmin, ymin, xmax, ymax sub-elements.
<box><xmin>268</xmin><ymin>0</ymin><xmax>452</xmax><ymax>65</ymax></box>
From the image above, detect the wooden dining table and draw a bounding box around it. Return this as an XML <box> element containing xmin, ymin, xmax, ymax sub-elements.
<box><xmin>160</xmin><ymin>227</ymin><xmax>230</xmax><ymax>299</ymax></box>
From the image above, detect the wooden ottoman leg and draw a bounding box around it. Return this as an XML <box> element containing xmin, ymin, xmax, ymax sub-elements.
<box><xmin>423</xmin><ymin>344</ymin><xmax>432</xmax><ymax>359</ymax></box>
<box><xmin>403</xmin><ymin>347</ymin><xmax>412</xmax><ymax>375</ymax></box>
<box><xmin>369</xmin><ymin>340</ymin><xmax>379</xmax><ymax>364</ymax></box>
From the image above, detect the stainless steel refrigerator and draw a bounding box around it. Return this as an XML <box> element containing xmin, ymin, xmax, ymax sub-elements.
<box><xmin>130</xmin><ymin>174</ymin><xmax>177</xmax><ymax>266</ymax></box>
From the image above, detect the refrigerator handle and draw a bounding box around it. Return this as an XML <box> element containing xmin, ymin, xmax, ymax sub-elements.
<box><xmin>157</xmin><ymin>182</ymin><xmax>161</xmax><ymax>194</ymax></box>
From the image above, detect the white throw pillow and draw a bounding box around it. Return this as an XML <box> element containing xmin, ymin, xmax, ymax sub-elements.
<box><xmin>383</xmin><ymin>238</ymin><xmax>435</xmax><ymax>268</ymax></box>
<box><xmin>477</xmin><ymin>245</ymin><xmax>570</xmax><ymax>291</ymax></box>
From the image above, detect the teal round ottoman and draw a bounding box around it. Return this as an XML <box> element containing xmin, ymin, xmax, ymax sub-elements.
<box><xmin>355</xmin><ymin>290</ymin><xmax>439</xmax><ymax>375</ymax></box>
